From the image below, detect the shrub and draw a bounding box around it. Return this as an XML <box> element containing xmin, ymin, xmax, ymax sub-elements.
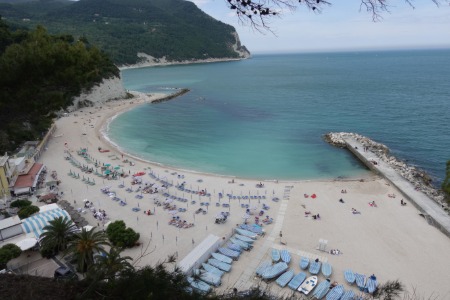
<box><xmin>106</xmin><ymin>220</ymin><xmax>140</xmax><ymax>248</ymax></box>
<box><xmin>18</xmin><ymin>205</ymin><xmax>40</xmax><ymax>219</ymax></box>
<box><xmin>10</xmin><ymin>199</ymin><xmax>32</xmax><ymax>208</ymax></box>
<box><xmin>0</xmin><ymin>244</ymin><xmax>22</xmax><ymax>269</ymax></box>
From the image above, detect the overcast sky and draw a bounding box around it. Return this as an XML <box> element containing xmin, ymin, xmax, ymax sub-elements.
<box><xmin>190</xmin><ymin>0</ymin><xmax>450</xmax><ymax>53</ymax></box>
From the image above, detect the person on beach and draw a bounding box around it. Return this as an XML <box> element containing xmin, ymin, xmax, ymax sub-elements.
<box><xmin>401</xmin><ymin>199</ymin><xmax>407</xmax><ymax>206</ymax></box>
<box><xmin>339</xmin><ymin>198</ymin><xmax>345</xmax><ymax>203</ymax></box>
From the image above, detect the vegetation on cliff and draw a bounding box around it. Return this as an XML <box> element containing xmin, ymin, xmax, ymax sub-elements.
<box><xmin>0</xmin><ymin>0</ymin><xmax>249</xmax><ymax>65</ymax></box>
<box><xmin>0</xmin><ymin>19</ymin><xmax>118</xmax><ymax>154</ymax></box>
<box><xmin>443</xmin><ymin>160</ymin><xmax>450</xmax><ymax>203</ymax></box>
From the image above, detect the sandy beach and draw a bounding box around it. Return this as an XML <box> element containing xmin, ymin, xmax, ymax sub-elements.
<box><xmin>37</xmin><ymin>92</ymin><xmax>450</xmax><ymax>299</ymax></box>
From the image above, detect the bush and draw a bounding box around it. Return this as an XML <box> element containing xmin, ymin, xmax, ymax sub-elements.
<box><xmin>10</xmin><ymin>199</ymin><xmax>32</xmax><ymax>208</ymax></box>
<box><xmin>18</xmin><ymin>205</ymin><xmax>40</xmax><ymax>219</ymax></box>
<box><xmin>106</xmin><ymin>220</ymin><xmax>140</xmax><ymax>248</ymax></box>
<box><xmin>0</xmin><ymin>244</ymin><xmax>22</xmax><ymax>269</ymax></box>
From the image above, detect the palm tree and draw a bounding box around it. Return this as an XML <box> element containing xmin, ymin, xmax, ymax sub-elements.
<box><xmin>65</xmin><ymin>227</ymin><xmax>110</xmax><ymax>273</ymax></box>
<box><xmin>40</xmin><ymin>216</ymin><xmax>77</xmax><ymax>253</ymax></box>
<box><xmin>88</xmin><ymin>246</ymin><xmax>134</xmax><ymax>282</ymax></box>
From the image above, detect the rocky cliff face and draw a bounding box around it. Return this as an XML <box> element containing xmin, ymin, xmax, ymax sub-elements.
<box><xmin>68</xmin><ymin>77</ymin><xmax>127</xmax><ymax>112</ymax></box>
<box><xmin>231</xmin><ymin>31</ymin><xmax>251</xmax><ymax>59</ymax></box>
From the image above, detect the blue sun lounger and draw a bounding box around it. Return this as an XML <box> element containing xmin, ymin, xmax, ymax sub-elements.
<box><xmin>288</xmin><ymin>272</ymin><xmax>307</xmax><ymax>290</ymax></box>
<box><xmin>312</xmin><ymin>279</ymin><xmax>331</xmax><ymax>299</ymax></box>
<box><xmin>276</xmin><ymin>269</ymin><xmax>295</xmax><ymax>287</ymax></box>
<box><xmin>309</xmin><ymin>260</ymin><xmax>321</xmax><ymax>275</ymax></box>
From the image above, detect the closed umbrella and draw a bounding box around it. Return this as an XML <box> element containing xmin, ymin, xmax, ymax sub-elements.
<box><xmin>16</xmin><ymin>238</ymin><xmax>38</xmax><ymax>251</ymax></box>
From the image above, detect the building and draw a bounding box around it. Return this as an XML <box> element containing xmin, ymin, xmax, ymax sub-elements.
<box><xmin>0</xmin><ymin>154</ymin><xmax>13</xmax><ymax>199</ymax></box>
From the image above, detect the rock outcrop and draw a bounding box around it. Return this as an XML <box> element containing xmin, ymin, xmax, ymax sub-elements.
<box><xmin>68</xmin><ymin>77</ymin><xmax>127</xmax><ymax>112</ymax></box>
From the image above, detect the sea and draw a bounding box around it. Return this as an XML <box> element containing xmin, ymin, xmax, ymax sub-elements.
<box><xmin>107</xmin><ymin>49</ymin><xmax>450</xmax><ymax>183</ymax></box>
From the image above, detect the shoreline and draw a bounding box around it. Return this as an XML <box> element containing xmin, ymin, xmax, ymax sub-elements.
<box><xmin>33</xmin><ymin>91</ymin><xmax>450</xmax><ymax>298</ymax></box>
<box><xmin>119</xmin><ymin>57</ymin><xmax>248</xmax><ymax>71</ymax></box>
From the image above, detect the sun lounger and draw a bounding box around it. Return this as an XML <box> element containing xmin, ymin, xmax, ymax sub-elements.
<box><xmin>256</xmin><ymin>260</ymin><xmax>272</xmax><ymax>276</ymax></box>
<box><xmin>202</xmin><ymin>263</ymin><xmax>225</xmax><ymax>277</ymax></box>
<box><xmin>211</xmin><ymin>252</ymin><xmax>233</xmax><ymax>264</ymax></box>
<box><xmin>355</xmin><ymin>273</ymin><xmax>366</xmax><ymax>290</ymax></box>
<box><xmin>300</xmin><ymin>256</ymin><xmax>309</xmax><ymax>270</ymax></box>
<box><xmin>344</xmin><ymin>269</ymin><xmax>356</xmax><ymax>284</ymax></box>
<box><xmin>261</xmin><ymin>262</ymin><xmax>288</xmax><ymax>280</ymax></box>
<box><xmin>218</xmin><ymin>247</ymin><xmax>240</xmax><ymax>259</ymax></box>
<box><xmin>280</xmin><ymin>249</ymin><xmax>291</xmax><ymax>264</ymax></box>
<box><xmin>340</xmin><ymin>289</ymin><xmax>355</xmax><ymax>300</ymax></box>
<box><xmin>288</xmin><ymin>272</ymin><xmax>307</xmax><ymax>290</ymax></box>
<box><xmin>309</xmin><ymin>260</ymin><xmax>321</xmax><ymax>275</ymax></box>
<box><xmin>276</xmin><ymin>269</ymin><xmax>295</xmax><ymax>287</ymax></box>
<box><xmin>207</xmin><ymin>258</ymin><xmax>231</xmax><ymax>272</ymax></box>
<box><xmin>298</xmin><ymin>275</ymin><xmax>317</xmax><ymax>295</ymax></box>
<box><xmin>326</xmin><ymin>284</ymin><xmax>344</xmax><ymax>300</ymax></box>
<box><xmin>366</xmin><ymin>275</ymin><xmax>378</xmax><ymax>294</ymax></box>
<box><xmin>312</xmin><ymin>279</ymin><xmax>331</xmax><ymax>299</ymax></box>
<box><xmin>321</xmin><ymin>262</ymin><xmax>332</xmax><ymax>278</ymax></box>
<box><xmin>187</xmin><ymin>277</ymin><xmax>211</xmax><ymax>293</ymax></box>
<box><xmin>271</xmin><ymin>248</ymin><xmax>281</xmax><ymax>262</ymax></box>
<box><xmin>235</xmin><ymin>228</ymin><xmax>258</xmax><ymax>239</ymax></box>
<box><xmin>233</xmin><ymin>234</ymin><xmax>254</xmax><ymax>244</ymax></box>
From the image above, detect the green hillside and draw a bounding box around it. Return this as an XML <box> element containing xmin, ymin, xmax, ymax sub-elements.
<box><xmin>0</xmin><ymin>0</ymin><xmax>250</xmax><ymax>65</ymax></box>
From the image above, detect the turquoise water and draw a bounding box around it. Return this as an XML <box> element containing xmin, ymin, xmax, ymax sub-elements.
<box><xmin>110</xmin><ymin>49</ymin><xmax>450</xmax><ymax>181</ymax></box>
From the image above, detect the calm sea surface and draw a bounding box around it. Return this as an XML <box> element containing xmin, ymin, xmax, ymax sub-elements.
<box><xmin>109</xmin><ymin>49</ymin><xmax>450</xmax><ymax>182</ymax></box>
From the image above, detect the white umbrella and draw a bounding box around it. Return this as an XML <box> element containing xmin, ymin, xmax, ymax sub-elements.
<box><xmin>168</xmin><ymin>210</ymin><xmax>178</xmax><ymax>215</ymax></box>
<box><xmin>242</xmin><ymin>213</ymin><xmax>250</xmax><ymax>220</ymax></box>
<box><xmin>16</xmin><ymin>238</ymin><xmax>38</xmax><ymax>251</ymax></box>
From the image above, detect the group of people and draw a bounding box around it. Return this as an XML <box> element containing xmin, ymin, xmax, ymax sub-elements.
<box><xmin>368</xmin><ymin>201</ymin><xmax>377</xmax><ymax>207</ymax></box>
<box><xmin>329</xmin><ymin>249</ymin><xmax>342</xmax><ymax>255</ymax></box>
<box><xmin>352</xmin><ymin>208</ymin><xmax>361</xmax><ymax>214</ymax></box>
<box><xmin>340</xmin><ymin>189</ymin><xmax>348</xmax><ymax>194</ymax></box>
<box><xmin>93</xmin><ymin>209</ymin><xmax>107</xmax><ymax>221</ymax></box>
<box><xmin>169</xmin><ymin>216</ymin><xmax>194</xmax><ymax>229</ymax></box>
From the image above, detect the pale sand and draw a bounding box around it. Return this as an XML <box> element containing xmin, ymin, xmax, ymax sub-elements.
<box><xmin>38</xmin><ymin>93</ymin><xmax>450</xmax><ymax>298</ymax></box>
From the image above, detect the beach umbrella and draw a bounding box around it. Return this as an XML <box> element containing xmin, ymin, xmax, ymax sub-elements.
<box><xmin>114</xmin><ymin>166</ymin><xmax>120</xmax><ymax>170</ymax></box>
<box><xmin>105</xmin><ymin>163</ymin><xmax>111</xmax><ymax>167</ymax></box>
<box><xmin>242</xmin><ymin>213</ymin><xmax>250</xmax><ymax>220</ymax></box>
<box><xmin>168</xmin><ymin>210</ymin><xmax>178</xmax><ymax>215</ymax></box>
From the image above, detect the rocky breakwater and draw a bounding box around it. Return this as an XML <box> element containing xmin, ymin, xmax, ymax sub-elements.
<box><xmin>324</xmin><ymin>132</ymin><xmax>448</xmax><ymax>212</ymax></box>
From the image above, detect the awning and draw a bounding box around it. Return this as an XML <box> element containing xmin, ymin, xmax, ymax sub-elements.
<box><xmin>15</xmin><ymin>237</ymin><xmax>38</xmax><ymax>251</ymax></box>
<box><xmin>21</xmin><ymin>208</ymin><xmax>71</xmax><ymax>238</ymax></box>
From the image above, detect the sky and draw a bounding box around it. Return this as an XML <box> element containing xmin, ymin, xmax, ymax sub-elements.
<box><xmin>190</xmin><ymin>0</ymin><xmax>450</xmax><ymax>54</ymax></box>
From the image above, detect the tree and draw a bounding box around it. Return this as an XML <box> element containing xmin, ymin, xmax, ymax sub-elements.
<box><xmin>106</xmin><ymin>220</ymin><xmax>140</xmax><ymax>248</ymax></box>
<box><xmin>17</xmin><ymin>205</ymin><xmax>39</xmax><ymax>219</ymax></box>
<box><xmin>65</xmin><ymin>228</ymin><xmax>109</xmax><ymax>273</ymax></box>
<box><xmin>224</xmin><ymin>0</ymin><xmax>448</xmax><ymax>31</ymax></box>
<box><xmin>87</xmin><ymin>247</ymin><xmax>134</xmax><ymax>283</ymax></box>
<box><xmin>0</xmin><ymin>244</ymin><xmax>22</xmax><ymax>269</ymax></box>
<box><xmin>10</xmin><ymin>199</ymin><xmax>31</xmax><ymax>208</ymax></box>
<box><xmin>39</xmin><ymin>216</ymin><xmax>77</xmax><ymax>254</ymax></box>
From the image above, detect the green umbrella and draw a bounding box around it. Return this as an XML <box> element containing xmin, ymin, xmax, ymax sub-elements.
<box><xmin>114</xmin><ymin>166</ymin><xmax>120</xmax><ymax>170</ymax></box>
<box><xmin>105</xmin><ymin>163</ymin><xmax>111</xmax><ymax>167</ymax></box>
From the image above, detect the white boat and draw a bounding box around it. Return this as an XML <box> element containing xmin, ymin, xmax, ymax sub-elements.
<box><xmin>298</xmin><ymin>275</ymin><xmax>318</xmax><ymax>295</ymax></box>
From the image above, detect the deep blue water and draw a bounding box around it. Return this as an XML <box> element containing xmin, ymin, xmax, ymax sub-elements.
<box><xmin>109</xmin><ymin>49</ymin><xmax>450</xmax><ymax>182</ymax></box>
